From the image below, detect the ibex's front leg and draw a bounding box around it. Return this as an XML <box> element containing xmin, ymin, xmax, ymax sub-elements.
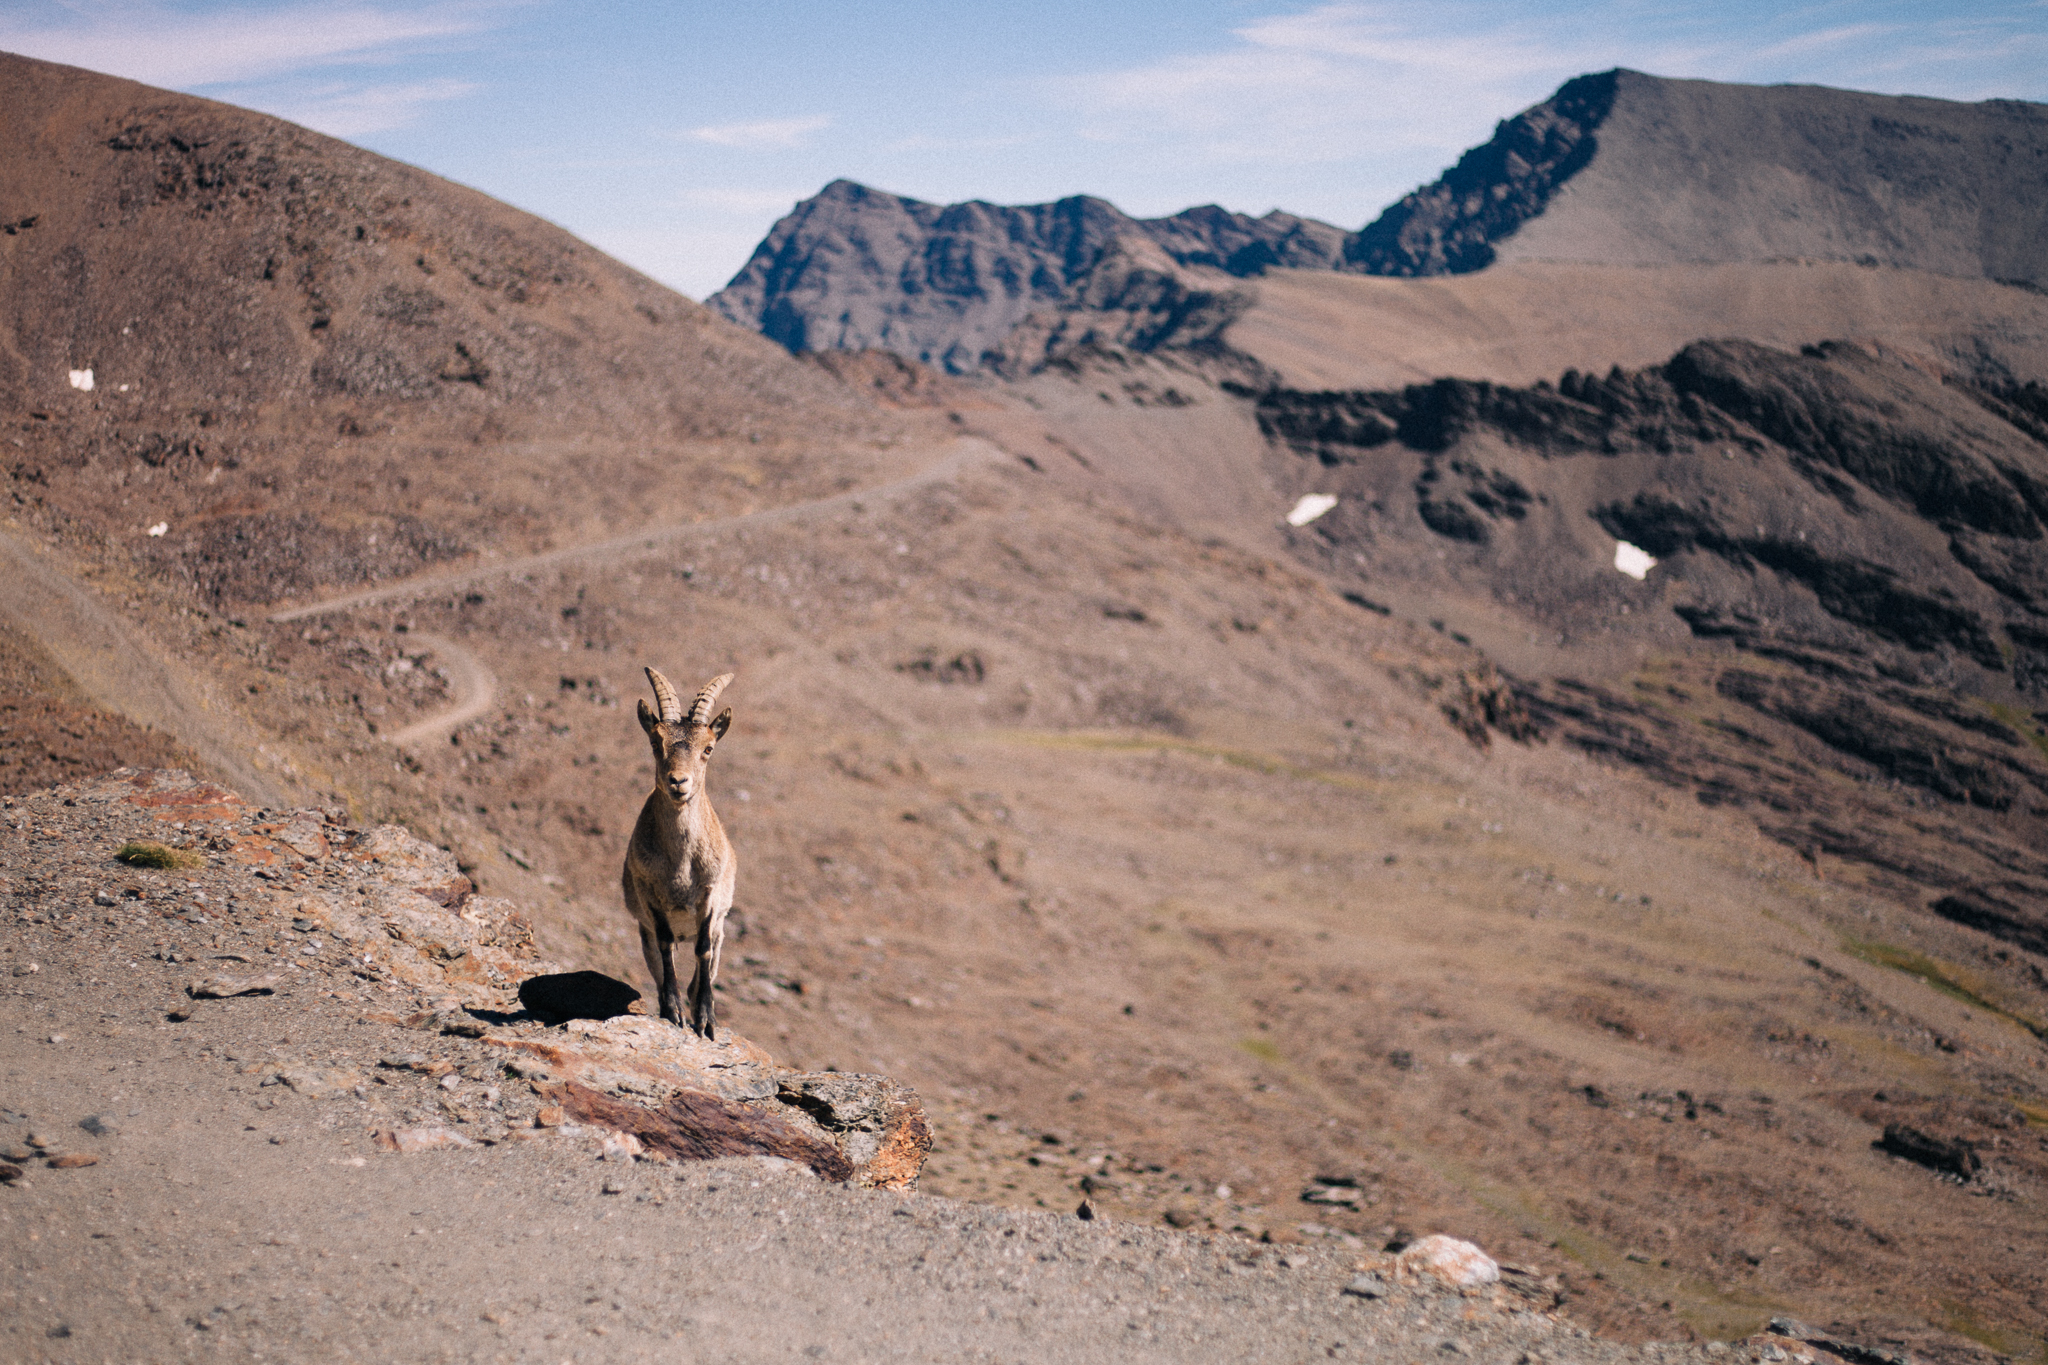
<box><xmin>687</xmin><ymin>911</ymin><xmax>724</xmax><ymax>1040</ymax></box>
<box><xmin>639</xmin><ymin>918</ymin><xmax>685</xmax><ymax>1026</ymax></box>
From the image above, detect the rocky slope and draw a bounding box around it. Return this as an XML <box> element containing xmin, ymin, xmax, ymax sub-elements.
<box><xmin>1250</xmin><ymin>339</ymin><xmax>2048</xmax><ymax>935</ymax></box>
<box><xmin>0</xmin><ymin>766</ymin><xmax>929</xmax><ymax>1186</ymax></box>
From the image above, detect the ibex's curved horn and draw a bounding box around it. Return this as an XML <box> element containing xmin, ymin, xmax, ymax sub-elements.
<box><xmin>644</xmin><ymin>667</ymin><xmax>684</xmax><ymax>723</ymax></box>
<box><xmin>687</xmin><ymin>673</ymin><xmax>734</xmax><ymax>726</ymax></box>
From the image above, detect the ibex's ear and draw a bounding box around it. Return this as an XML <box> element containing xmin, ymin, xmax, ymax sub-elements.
<box><xmin>710</xmin><ymin>708</ymin><xmax>731</xmax><ymax>742</ymax></box>
<box><xmin>637</xmin><ymin>698</ymin><xmax>660</xmax><ymax>735</ymax></box>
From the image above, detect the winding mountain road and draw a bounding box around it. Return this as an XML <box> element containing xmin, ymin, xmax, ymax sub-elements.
<box><xmin>270</xmin><ymin>438</ymin><xmax>1001</xmax><ymax>746</ymax></box>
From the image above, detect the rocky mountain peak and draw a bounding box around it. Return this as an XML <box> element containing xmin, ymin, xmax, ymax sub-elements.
<box><xmin>709</xmin><ymin>181</ymin><xmax>1349</xmax><ymax>372</ymax></box>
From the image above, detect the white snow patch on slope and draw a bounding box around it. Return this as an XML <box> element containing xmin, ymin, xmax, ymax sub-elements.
<box><xmin>1287</xmin><ymin>494</ymin><xmax>1337</xmax><ymax>527</ymax></box>
<box><xmin>68</xmin><ymin>368</ymin><xmax>94</xmax><ymax>391</ymax></box>
<box><xmin>1614</xmin><ymin>540</ymin><xmax>1656</xmax><ymax>579</ymax></box>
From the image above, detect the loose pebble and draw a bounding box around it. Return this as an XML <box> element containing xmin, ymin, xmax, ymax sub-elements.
<box><xmin>1342</xmin><ymin>1273</ymin><xmax>1389</xmax><ymax>1299</ymax></box>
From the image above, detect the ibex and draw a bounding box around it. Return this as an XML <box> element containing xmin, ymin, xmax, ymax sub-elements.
<box><xmin>622</xmin><ymin>668</ymin><xmax>736</xmax><ymax>1038</ymax></box>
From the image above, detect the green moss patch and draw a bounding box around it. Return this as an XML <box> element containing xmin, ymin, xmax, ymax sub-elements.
<box><xmin>114</xmin><ymin>840</ymin><xmax>203</xmax><ymax>870</ymax></box>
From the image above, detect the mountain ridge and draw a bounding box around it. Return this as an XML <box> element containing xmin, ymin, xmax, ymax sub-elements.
<box><xmin>713</xmin><ymin>70</ymin><xmax>2048</xmax><ymax>375</ymax></box>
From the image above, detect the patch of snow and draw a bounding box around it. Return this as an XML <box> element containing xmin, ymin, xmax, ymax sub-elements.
<box><xmin>1286</xmin><ymin>494</ymin><xmax>1338</xmax><ymax>527</ymax></box>
<box><xmin>68</xmin><ymin>368</ymin><xmax>94</xmax><ymax>391</ymax></box>
<box><xmin>146</xmin><ymin>522</ymin><xmax>168</xmax><ymax>537</ymax></box>
<box><xmin>1614</xmin><ymin>540</ymin><xmax>1656</xmax><ymax>579</ymax></box>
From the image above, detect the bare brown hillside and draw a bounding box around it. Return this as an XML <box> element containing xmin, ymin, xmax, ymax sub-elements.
<box><xmin>0</xmin><ymin>51</ymin><xmax>920</xmax><ymax>607</ymax></box>
<box><xmin>1</xmin><ymin>52</ymin><xmax>2044</xmax><ymax>1363</ymax></box>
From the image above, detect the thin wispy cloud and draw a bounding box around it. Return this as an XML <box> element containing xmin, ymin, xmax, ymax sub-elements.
<box><xmin>254</xmin><ymin>76</ymin><xmax>481</xmax><ymax>137</ymax></box>
<box><xmin>0</xmin><ymin>2</ymin><xmax>508</xmax><ymax>89</ymax></box>
<box><xmin>682</xmin><ymin>115</ymin><xmax>832</xmax><ymax>150</ymax></box>
<box><xmin>1746</xmin><ymin>24</ymin><xmax>1899</xmax><ymax>63</ymax></box>
<box><xmin>1056</xmin><ymin>3</ymin><xmax>1606</xmax><ymax>166</ymax></box>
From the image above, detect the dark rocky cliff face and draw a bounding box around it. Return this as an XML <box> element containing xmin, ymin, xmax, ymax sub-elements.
<box><xmin>1343</xmin><ymin>71</ymin><xmax>1621</xmax><ymax>277</ymax></box>
<box><xmin>1252</xmin><ymin>339</ymin><xmax>2048</xmax><ymax>957</ymax></box>
<box><xmin>709</xmin><ymin>180</ymin><xmax>1348</xmax><ymax>373</ymax></box>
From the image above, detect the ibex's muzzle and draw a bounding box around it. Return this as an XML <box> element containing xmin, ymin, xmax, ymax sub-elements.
<box><xmin>667</xmin><ymin>774</ymin><xmax>693</xmax><ymax>802</ymax></box>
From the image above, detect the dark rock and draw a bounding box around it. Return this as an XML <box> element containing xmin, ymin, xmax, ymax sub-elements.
<box><xmin>188</xmin><ymin>972</ymin><xmax>279</xmax><ymax>999</ymax></box>
<box><xmin>1928</xmin><ymin>890</ymin><xmax>2048</xmax><ymax>959</ymax></box>
<box><xmin>78</xmin><ymin>1114</ymin><xmax>115</xmax><ymax>1137</ymax></box>
<box><xmin>1875</xmin><ymin>1123</ymin><xmax>1981</xmax><ymax>1179</ymax></box>
<box><xmin>517</xmin><ymin>970</ymin><xmax>641</xmax><ymax>1023</ymax></box>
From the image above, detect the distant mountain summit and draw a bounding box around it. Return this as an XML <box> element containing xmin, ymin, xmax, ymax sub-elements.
<box><xmin>709</xmin><ymin>180</ymin><xmax>1347</xmax><ymax>372</ymax></box>
<box><xmin>714</xmin><ymin>71</ymin><xmax>2048</xmax><ymax>371</ymax></box>
<box><xmin>1358</xmin><ymin>68</ymin><xmax>2048</xmax><ymax>281</ymax></box>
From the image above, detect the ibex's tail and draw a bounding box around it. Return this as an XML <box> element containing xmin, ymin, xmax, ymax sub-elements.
<box><xmin>644</xmin><ymin>667</ymin><xmax>683</xmax><ymax>723</ymax></box>
<box><xmin>688</xmin><ymin>673</ymin><xmax>735</xmax><ymax>726</ymax></box>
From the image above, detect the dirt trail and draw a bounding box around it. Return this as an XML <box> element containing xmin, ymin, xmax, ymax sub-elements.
<box><xmin>0</xmin><ymin>524</ymin><xmax>289</xmax><ymax>807</ymax></box>
<box><xmin>267</xmin><ymin>438</ymin><xmax>1001</xmax><ymax>625</ymax></box>
<box><xmin>382</xmin><ymin>633</ymin><xmax>497</xmax><ymax>748</ymax></box>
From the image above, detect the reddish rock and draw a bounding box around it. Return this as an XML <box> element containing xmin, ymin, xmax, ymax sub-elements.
<box><xmin>543</xmin><ymin>1081</ymin><xmax>853</xmax><ymax>1182</ymax></box>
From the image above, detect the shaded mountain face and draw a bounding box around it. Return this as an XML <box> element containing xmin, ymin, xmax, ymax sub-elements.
<box><xmin>719</xmin><ymin>72</ymin><xmax>2048</xmax><ymax>376</ymax></box>
<box><xmin>709</xmin><ymin>179</ymin><xmax>1348</xmax><ymax>373</ymax></box>
<box><xmin>1252</xmin><ymin>338</ymin><xmax>2048</xmax><ymax>953</ymax></box>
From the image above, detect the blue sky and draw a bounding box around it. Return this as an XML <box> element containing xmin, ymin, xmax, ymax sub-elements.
<box><xmin>5</xmin><ymin>1</ymin><xmax>2045</xmax><ymax>299</ymax></box>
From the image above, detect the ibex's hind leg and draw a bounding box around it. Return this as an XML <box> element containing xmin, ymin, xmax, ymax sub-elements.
<box><xmin>688</xmin><ymin>913</ymin><xmax>723</xmax><ymax>1040</ymax></box>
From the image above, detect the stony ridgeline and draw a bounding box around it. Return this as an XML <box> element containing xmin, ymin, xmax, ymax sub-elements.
<box><xmin>0</xmin><ymin>766</ymin><xmax>929</xmax><ymax>1187</ymax></box>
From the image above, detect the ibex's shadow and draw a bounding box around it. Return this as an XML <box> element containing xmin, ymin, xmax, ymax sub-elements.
<box><xmin>516</xmin><ymin>970</ymin><xmax>643</xmax><ymax>1024</ymax></box>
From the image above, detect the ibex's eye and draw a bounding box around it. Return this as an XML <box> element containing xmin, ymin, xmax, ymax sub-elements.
<box><xmin>702</xmin><ymin>747</ymin><xmax>713</xmax><ymax>758</ymax></box>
